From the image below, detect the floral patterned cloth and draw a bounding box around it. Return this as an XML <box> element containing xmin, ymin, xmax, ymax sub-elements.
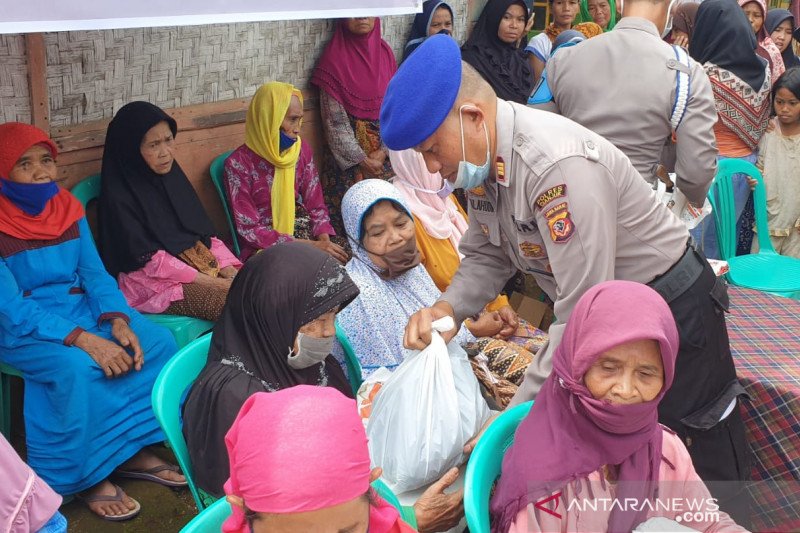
<box><xmin>319</xmin><ymin>90</ymin><xmax>393</xmax><ymax>245</ymax></box>
<box><xmin>118</xmin><ymin>237</ymin><xmax>241</xmax><ymax>313</ymax></box>
<box><xmin>224</xmin><ymin>142</ymin><xmax>335</xmax><ymax>261</ymax></box>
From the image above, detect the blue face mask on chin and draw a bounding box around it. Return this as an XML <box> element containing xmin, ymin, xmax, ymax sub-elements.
<box><xmin>452</xmin><ymin>105</ymin><xmax>491</xmax><ymax>191</ymax></box>
<box><xmin>0</xmin><ymin>178</ymin><xmax>59</xmax><ymax>216</ymax></box>
<box><xmin>279</xmin><ymin>130</ymin><xmax>298</xmax><ymax>152</ymax></box>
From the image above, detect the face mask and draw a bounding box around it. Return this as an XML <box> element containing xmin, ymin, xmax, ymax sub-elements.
<box><xmin>279</xmin><ymin>130</ymin><xmax>298</xmax><ymax>152</ymax></box>
<box><xmin>287</xmin><ymin>332</ymin><xmax>333</xmax><ymax>369</ymax></box>
<box><xmin>661</xmin><ymin>0</ymin><xmax>679</xmax><ymax>38</ymax></box>
<box><xmin>374</xmin><ymin>236</ymin><xmax>421</xmax><ymax>280</ymax></box>
<box><xmin>437</xmin><ymin>28</ymin><xmax>452</xmax><ymax>36</ymax></box>
<box><xmin>395</xmin><ymin>177</ymin><xmax>454</xmax><ymax>199</ymax></box>
<box><xmin>453</xmin><ymin>105</ymin><xmax>491</xmax><ymax>191</ymax></box>
<box><xmin>0</xmin><ymin>178</ymin><xmax>59</xmax><ymax>216</ymax></box>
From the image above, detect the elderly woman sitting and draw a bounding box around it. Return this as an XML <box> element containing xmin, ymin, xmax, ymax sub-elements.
<box><xmin>183</xmin><ymin>242</ymin><xmax>359</xmax><ymax>498</ymax></box>
<box><xmin>491</xmin><ymin>281</ymin><xmax>747</xmax><ymax>532</ymax></box>
<box><xmin>222</xmin><ymin>386</ymin><xmax>463</xmax><ymax>533</ymax></box>
<box><xmin>98</xmin><ymin>101</ymin><xmax>242</xmax><ymax>322</ymax></box>
<box><xmin>224</xmin><ymin>82</ymin><xmax>345</xmax><ymax>262</ymax></box>
<box><xmin>335</xmin><ymin>180</ymin><xmax>538</xmax><ymax>406</ymax></box>
<box><xmin>0</xmin><ymin>122</ymin><xmax>183</xmax><ymax>522</ymax></box>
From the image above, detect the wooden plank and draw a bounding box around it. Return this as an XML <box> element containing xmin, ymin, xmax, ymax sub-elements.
<box><xmin>50</xmin><ymin>89</ymin><xmax>320</xmax><ymax>152</ymax></box>
<box><xmin>25</xmin><ymin>33</ymin><xmax>49</xmax><ymax>132</ymax></box>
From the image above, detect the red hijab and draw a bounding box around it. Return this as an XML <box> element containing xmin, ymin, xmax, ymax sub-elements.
<box><xmin>311</xmin><ymin>19</ymin><xmax>397</xmax><ymax>120</ymax></box>
<box><xmin>0</xmin><ymin>123</ymin><xmax>83</xmax><ymax>241</ymax></box>
<box><xmin>490</xmin><ymin>281</ymin><xmax>679</xmax><ymax>533</ymax></box>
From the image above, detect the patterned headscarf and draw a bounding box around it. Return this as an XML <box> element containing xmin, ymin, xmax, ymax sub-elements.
<box><xmin>334</xmin><ymin>179</ymin><xmax>473</xmax><ymax>377</ymax></box>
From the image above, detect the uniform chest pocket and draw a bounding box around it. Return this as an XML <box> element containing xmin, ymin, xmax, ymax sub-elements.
<box><xmin>472</xmin><ymin>210</ymin><xmax>502</xmax><ymax>246</ymax></box>
<box><xmin>515</xmin><ymin>234</ymin><xmax>548</xmax><ymax>263</ymax></box>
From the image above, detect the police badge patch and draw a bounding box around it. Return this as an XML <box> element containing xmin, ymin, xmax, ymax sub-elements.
<box><xmin>519</xmin><ymin>241</ymin><xmax>545</xmax><ymax>258</ymax></box>
<box><xmin>547</xmin><ymin>210</ymin><xmax>575</xmax><ymax>243</ymax></box>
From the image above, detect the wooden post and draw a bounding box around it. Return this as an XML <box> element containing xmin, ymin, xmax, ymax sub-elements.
<box><xmin>25</xmin><ymin>33</ymin><xmax>49</xmax><ymax>132</ymax></box>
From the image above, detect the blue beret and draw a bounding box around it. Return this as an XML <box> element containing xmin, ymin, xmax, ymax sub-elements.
<box><xmin>380</xmin><ymin>34</ymin><xmax>462</xmax><ymax>151</ymax></box>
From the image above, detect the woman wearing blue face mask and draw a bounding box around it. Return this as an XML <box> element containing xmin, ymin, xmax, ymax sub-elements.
<box><xmin>224</xmin><ymin>82</ymin><xmax>346</xmax><ymax>262</ymax></box>
<box><xmin>183</xmin><ymin>241</ymin><xmax>359</xmax><ymax>498</ymax></box>
<box><xmin>0</xmin><ymin>122</ymin><xmax>184</xmax><ymax>522</ymax></box>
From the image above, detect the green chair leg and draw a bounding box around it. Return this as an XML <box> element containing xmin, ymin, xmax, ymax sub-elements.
<box><xmin>0</xmin><ymin>363</ymin><xmax>24</xmax><ymax>440</ymax></box>
<box><xmin>1</xmin><ymin>372</ymin><xmax>10</xmax><ymax>439</ymax></box>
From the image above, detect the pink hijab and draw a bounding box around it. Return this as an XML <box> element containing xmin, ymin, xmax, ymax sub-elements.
<box><xmin>1</xmin><ymin>434</ymin><xmax>61</xmax><ymax>532</ymax></box>
<box><xmin>222</xmin><ymin>387</ymin><xmax>407</xmax><ymax>533</ymax></box>
<box><xmin>390</xmin><ymin>149</ymin><xmax>468</xmax><ymax>254</ymax></box>
<box><xmin>490</xmin><ymin>281</ymin><xmax>680</xmax><ymax>533</ymax></box>
<box><xmin>311</xmin><ymin>19</ymin><xmax>397</xmax><ymax>120</ymax></box>
<box><xmin>739</xmin><ymin>0</ymin><xmax>786</xmax><ymax>84</ymax></box>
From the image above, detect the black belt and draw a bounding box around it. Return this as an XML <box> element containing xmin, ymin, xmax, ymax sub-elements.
<box><xmin>648</xmin><ymin>244</ymin><xmax>706</xmax><ymax>304</ymax></box>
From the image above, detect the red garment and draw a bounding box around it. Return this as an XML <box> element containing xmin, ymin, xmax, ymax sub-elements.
<box><xmin>0</xmin><ymin>190</ymin><xmax>84</xmax><ymax>241</ymax></box>
<box><xmin>311</xmin><ymin>19</ymin><xmax>397</xmax><ymax>120</ymax></box>
<box><xmin>0</xmin><ymin>122</ymin><xmax>58</xmax><ymax>178</ymax></box>
<box><xmin>0</xmin><ymin>122</ymin><xmax>83</xmax><ymax>241</ymax></box>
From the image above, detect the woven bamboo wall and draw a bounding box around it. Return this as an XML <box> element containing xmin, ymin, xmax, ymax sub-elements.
<box><xmin>1</xmin><ymin>2</ymin><xmax>468</xmax><ymax>127</ymax></box>
<box><xmin>0</xmin><ymin>35</ymin><xmax>31</xmax><ymax>123</ymax></box>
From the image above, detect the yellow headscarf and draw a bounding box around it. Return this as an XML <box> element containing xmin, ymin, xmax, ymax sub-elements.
<box><xmin>245</xmin><ymin>82</ymin><xmax>303</xmax><ymax>235</ymax></box>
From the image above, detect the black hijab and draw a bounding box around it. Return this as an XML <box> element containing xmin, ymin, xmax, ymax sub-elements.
<box><xmin>766</xmin><ymin>9</ymin><xmax>800</xmax><ymax>69</ymax></box>
<box><xmin>689</xmin><ymin>0</ymin><xmax>768</xmax><ymax>91</ymax></box>
<box><xmin>403</xmin><ymin>1</ymin><xmax>455</xmax><ymax>61</ymax></box>
<box><xmin>182</xmin><ymin>242</ymin><xmax>359</xmax><ymax>496</ymax></box>
<box><xmin>98</xmin><ymin>101</ymin><xmax>217</xmax><ymax>277</ymax></box>
<box><xmin>461</xmin><ymin>0</ymin><xmax>533</xmax><ymax>103</ymax></box>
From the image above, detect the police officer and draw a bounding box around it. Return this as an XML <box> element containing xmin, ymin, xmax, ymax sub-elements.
<box><xmin>536</xmin><ymin>0</ymin><xmax>718</xmax><ymax>206</ymax></box>
<box><xmin>380</xmin><ymin>35</ymin><xmax>749</xmax><ymax>525</ymax></box>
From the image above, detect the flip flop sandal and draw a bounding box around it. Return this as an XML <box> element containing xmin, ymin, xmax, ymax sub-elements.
<box><xmin>114</xmin><ymin>464</ymin><xmax>188</xmax><ymax>487</ymax></box>
<box><xmin>77</xmin><ymin>484</ymin><xmax>141</xmax><ymax>522</ymax></box>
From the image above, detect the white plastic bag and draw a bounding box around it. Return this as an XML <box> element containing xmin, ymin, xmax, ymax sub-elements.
<box><xmin>366</xmin><ymin>317</ymin><xmax>491</xmax><ymax>493</ymax></box>
<box><xmin>655</xmin><ymin>176</ymin><xmax>712</xmax><ymax>230</ymax></box>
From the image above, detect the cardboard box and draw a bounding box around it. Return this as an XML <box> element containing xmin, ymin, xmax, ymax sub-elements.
<box><xmin>509</xmin><ymin>292</ymin><xmax>552</xmax><ymax>330</ymax></box>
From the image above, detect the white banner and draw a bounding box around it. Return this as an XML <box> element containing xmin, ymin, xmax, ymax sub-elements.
<box><xmin>0</xmin><ymin>1</ymin><xmax>422</xmax><ymax>34</ymax></box>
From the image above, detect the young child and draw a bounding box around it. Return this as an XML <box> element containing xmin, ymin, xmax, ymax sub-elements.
<box><xmin>755</xmin><ymin>66</ymin><xmax>800</xmax><ymax>257</ymax></box>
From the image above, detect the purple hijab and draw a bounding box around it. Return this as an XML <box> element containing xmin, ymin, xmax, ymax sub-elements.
<box><xmin>490</xmin><ymin>281</ymin><xmax>679</xmax><ymax>533</ymax></box>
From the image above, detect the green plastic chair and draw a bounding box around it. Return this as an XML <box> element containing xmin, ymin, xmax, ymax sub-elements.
<box><xmin>179</xmin><ymin>478</ymin><xmax>407</xmax><ymax>532</ymax></box>
<box><xmin>71</xmin><ymin>174</ymin><xmax>214</xmax><ymax>347</ymax></box>
<box><xmin>465</xmin><ymin>401</ymin><xmax>534</xmax><ymax>533</ymax></box>
<box><xmin>0</xmin><ymin>362</ymin><xmax>23</xmax><ymax>439</ymax></box>
<box><xmin>209</xmin><ymin>151</ymin><xmax>241</xmax><ymax>257</ymax></box>
<box><xmin>336</xmin><ymin>320</ymin><xmax>364</xmax><ymax>394</ymax></box>
<box><xmin>180</xmin><ymin>497</ymin><xmax>229</xmax><ymax>532</ymax></box>
<box><xmin>152</xmin><ymin>333</ymin><xmax>217</xmax><ymax>511</ymax></box>
<box><xmin>708</xmin><ymin>158</ymin><xmax>800</xmax><ymax>298</ymax></box>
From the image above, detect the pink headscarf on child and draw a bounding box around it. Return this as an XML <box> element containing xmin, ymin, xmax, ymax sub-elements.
<box><xmin>490</xmin><ymin>281</ymin><xmax>680</xmax><ymax>533</ymax></box>
<box><xmin>390</xmin><ymin>149</ymin><xmax>468</xmax><ymax>255</ymax></box>
<box><xmin>223</xmin><ymin>386</ymin><xmax>409</xmax><ymax>533</ymax></box>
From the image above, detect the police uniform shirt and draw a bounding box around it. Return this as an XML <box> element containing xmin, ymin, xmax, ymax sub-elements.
<box><xmin>544</xmin><ymin>17</ymin><xmax>719</xmax><ymax>206</ymax></box>
<box><xmin>440</xmin><ymin>101</ymin><xmax>690</xmax><ymax>403</ymax></box>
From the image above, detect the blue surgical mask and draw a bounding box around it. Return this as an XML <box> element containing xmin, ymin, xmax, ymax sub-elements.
<box><xmin>279</xmin><ymin>130</ymin><xmax>298</xmax><ymax>152</ymax></box>
<box><xmin>452</xmin><ymin>105</ymin><xmax>491</xmax><ymax>191</ymax></box>
<box><xmin>0</xmin><ymin>178</ymin><xmax>59</xmax><ymax>215</ymax></box>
